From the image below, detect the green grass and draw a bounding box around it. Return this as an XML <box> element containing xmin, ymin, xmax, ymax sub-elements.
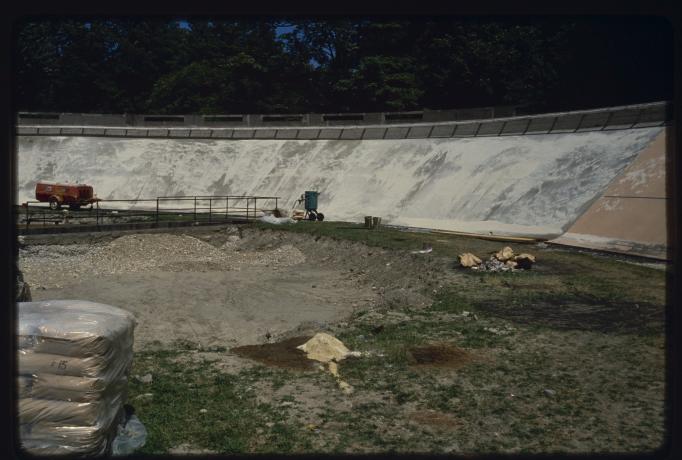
<box><xmin>251</xmin><ymin>220</ymin><xmax>522</xmax><ymax>254</ymax></box>
<box><xmin>129</xmin><ymin>349</ymin><xmax>313</xmax><ymax>454</ymax></box>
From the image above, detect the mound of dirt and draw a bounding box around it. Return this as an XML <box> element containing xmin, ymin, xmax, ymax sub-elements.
<box><xmin>407</xmin><ymin>343</ymin><xmax>473</xmax><ymax>369</ymax></box>
<box><xmin>231</xmin><ymin>336</ymin><xmax>316</xmax><ymax>370</ymax></box>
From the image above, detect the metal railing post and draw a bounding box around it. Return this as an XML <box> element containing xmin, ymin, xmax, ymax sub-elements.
<box><xmin>226</xmin><ymin>197</ymin><xmax>229</xmax><ymax>221</ymax></box>
<box><xmin>254</xmin><ymin>198</ymin><xmax>257</xmax><ymax>219</ymax></box>
<box><xmin>194</xmin><ymin>197</ymin><xmax>197</xmax><ymax>223</ymax></box>
<box><xmin>209</xmin><ymin>198</ymin><xmax>212</xmax><ymax>223</ymax></box>
<box><xmin>96</xmin><ymin>202</ymin><xmax>99</xmax><ymax>226</ymax></box>
<box><xmin>156</xmin><ymin>198</ymin><xmax>159</xmax><ymax>225</ymax></box>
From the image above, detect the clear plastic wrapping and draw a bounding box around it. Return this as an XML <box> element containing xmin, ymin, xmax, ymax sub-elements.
<box><xmin>17</xmin><ymin>300</ymin><xmax>136</xmax><ymax>456</ymax></box>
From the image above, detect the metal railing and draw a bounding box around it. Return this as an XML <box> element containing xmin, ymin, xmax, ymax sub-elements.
<box><xmin>17</xmin><ymin>195</ymin><xmax>281</xmax><ymax>229</ymax></box>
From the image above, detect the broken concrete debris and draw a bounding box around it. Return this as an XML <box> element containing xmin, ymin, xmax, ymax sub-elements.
<box><xmin>514</xmin><ymin>253</ymin><xmax>536</xmax><ymax>269</ymax></box>
<box><xmin>411</xmin><ymin>243</ymin><xmax>433</xmax><ymax>254</ymax></box>
<box><xmin>458</xmin><ymin>253</ymin><xmax>482</xmax><ymax>268</ymax></box>
<box><xmin>494</xmin><ymin>246</ymin><xmax>515</xmax><ymax>262</ymax></box>
<box><xmin>459</xmin><ymin>246</ymin><xmax>536</xmax><ymax>271</ymax></box>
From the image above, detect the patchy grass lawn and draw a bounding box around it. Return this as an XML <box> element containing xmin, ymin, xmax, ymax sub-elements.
<box><xmin>128</xmin><ymin>221</ymin><xmax>668</xmax><ymax>454</ymax></box>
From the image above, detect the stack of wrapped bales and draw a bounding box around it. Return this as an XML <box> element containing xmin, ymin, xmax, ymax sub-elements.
<box><xmin>17</xmin><ymin>300</ymin><xmax>136</xmax><ymax>456</ymax></box>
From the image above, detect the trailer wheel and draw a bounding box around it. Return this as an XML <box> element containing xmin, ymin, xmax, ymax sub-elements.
<box><xmin>49</xmin><ymin>198</ymin><xmax>61</xmax><ymax>210</ymax></box>
<box><xmin>316</xmin><ymin>212</ymin><xmax>324</xmax><ymax>221</ymax></box>
<box><xmin>308</xmin><ymin>211</ymin><xmax>317</xmax><ymax>221</ymax></box>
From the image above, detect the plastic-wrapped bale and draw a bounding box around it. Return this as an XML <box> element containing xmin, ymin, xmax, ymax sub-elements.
<box><xmin>17</xmin><ymin>300</ymin><xmax>136</xmax><ymax>457</ymax></box>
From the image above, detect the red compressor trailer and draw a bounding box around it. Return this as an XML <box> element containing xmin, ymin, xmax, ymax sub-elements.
<box><xmin>35</xmin><ymin>181</ymin><xmax>101</xmax><ymax>210</ymax></box>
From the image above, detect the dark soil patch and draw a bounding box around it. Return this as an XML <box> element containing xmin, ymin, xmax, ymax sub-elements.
<box><xmin>230</xmin><ymin>336</ymin><xmax>315</xmax><ymax>370</ymax></box>
<box><xmin>475</xmin><ymin>297</ymin><xmax>665</xmax><ymax>334</ymax></box>
<box><xmin>407</xmin><ymin>343</ymin><xmax>473</xmax><ymax>369</ymax></box>
<box><xmin>410</xmin><ymin>409</ymin><xmax>460</xmax><ymax>429</ymax></box>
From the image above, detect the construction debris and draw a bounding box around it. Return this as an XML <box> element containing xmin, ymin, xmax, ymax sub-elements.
<box><xmin>296</xmin><ymin>332</ymin><xmax>353</xmax><ymax>363</ymax></box>
<box><xmin>514</xmin><ymin>253</ymin><xmax>536</xmax><ymax>269</ymax></box>
<box><xmin>296</xmin><ymin>333</ymin><xmax>360</xmax><ymax>394</ymax></box>
<box><xmin>291</xmin><ymin>209</ymin><xmax>306</xmax><ymax>221</ymax></box>
<box><xmin>458</xmin><ymin>253</ymin><xmax>482</xmax><ymax>267</ymax></box>
<box><xmin>412</xmin><ymin>243</ymin><xmax>433</xmax><ymax>254</ymax></box>
<box><xmin>494</xmin><ymin>246</ymin><xmax>515</xmax><ymax>262</ymax></box>
<box><xmin>17</xmin><ymin>300</ymin><xmax>137</xmax><ymax>456</ymax></box>
<box><xmin>460</xmin><ymin>247</ymin><xmax>536</xmax><ymax>272</ymax></box>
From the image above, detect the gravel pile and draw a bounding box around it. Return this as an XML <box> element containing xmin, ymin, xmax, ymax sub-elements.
<box><xmin>221</xmin><ymin>243</ymin><xmax>306</xmax><ymax>268</ymax></box>
<box><xmin>18</xmin><ymin>233</ymin><xmax>307</xmax><ymax>289</ymax></box>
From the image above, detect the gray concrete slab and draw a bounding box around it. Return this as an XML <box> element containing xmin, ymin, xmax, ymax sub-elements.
<box><xmin>430</xmin><ymin>125</ymin><xmax>455</xmax><ymax>138</ymax></box>
<box><xmin>605</xmin><ymin>110</ymin><xmax>640</xmax><ymax>127</ymax></box>
<box><xmin>168</xmin><ymin>129</ymin><xmax>191</xmax><ymax>138</ymax></box>
<box><xmin>231</xmin><ymin>130</ymin><xmax>255</xmax><ymax>139</ymax></box>
<box><xmin>406</xmin><ymin>126</ymin><xmax>433</xmax><ymax>138</ymax></box>
<box><xmin>551</xmin><ymin>115</ymin><xmax>583</xmax><ymax>133</ymax></box>
<box><xmin>525</xmin><ymin>117</ymin><xmax>555</xmax><ymax>134</ymax></box>
<box><xmin>384</xmin><ymin>127</ymin><xmax>410</xmax><ymax>139</ymax></box>
<box><xmin>362</xmin><ymin>128</ymin><xmax>386</xmax><ymax>139</ymax></box>
<box><xmin>104</xmin><ymin>128</ymin><xmax>127</xmax><ymax>136</ymax></box>
<box><xmin>452</xmin><ymin>123</ymin><xmax>479</xmax><ymax>137</ymax></box>
<box><xmin>147</xmin><ymin>129</ymin><xmax>170</xmax><ymax>137</ymax></box>
<box><xmin>253</xmin><ymin>129</ymin><xmax>278</xmax><ymax>139</ymax></box>
<box><xmin>37</xmin><ymin>127</ymin><xmax>62</xmax><ymax>135</ymax></box>
<box><xmin>60</xmin><ymin>127</ymin><xmax>84</xmax><ymax>135</ymax></box>
<box><xmin>211</xmin><ymin>130</ymin><xmax>233</xmax><ymax>138</ymax></box>
<box><xmin>576</xmin><ymin>112</ymin><xmax>610</xmax><ymax>131</ymax></box>
<box><xmin>500</xmin><ymin>119</ymin><xmax>530</xmax><ymax>136</ymax></box>
<box><xmin>125</xmin><ymin>129</ymin><xmax>148</xmax><ymax>137</ymax></box>
<box><xmin>275</xmin><ymin>130</ymin><xmax>298</xmax><ymax>139</ymax></box>
<box><xmin>297</xmin><ymin>129</ymin><xmax>320</xmax><ymax>140</ymax></box>
<box><xmin>17</xmin><ymin>127</ymin><xmax>38</xmax><ymax>135</ymax></box>
<box><xmin>190</xmin><ymin>129</ymin><xmax>213</xmax><ymax>138</ymax></box>
<box><xmin>83</xmin><ymin>128</ymin><xmax>106</xmax><ymax>136</ymax></box>
<box><xmin>318</xmin><ymin>129</ymin><xmax>342</xmax><ymax>139</ymax></box>
<box><xmin>476</xmin><ymin>121</ymin><xmax>505</xmax><ymax>136</ymax></box>
<box><xmin>340</xmin><ymin>128</ymin><xmax>364</xmax><ymax>140</ymax></box>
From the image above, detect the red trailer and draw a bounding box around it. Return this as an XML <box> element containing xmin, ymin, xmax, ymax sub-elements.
<box><xmin>35</xmin><ymin>182</ymin><xmax>100</xmax><ymax>210</ymax></box>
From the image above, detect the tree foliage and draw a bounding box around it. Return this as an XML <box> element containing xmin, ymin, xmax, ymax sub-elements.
<box><xmin>12</xmin><ymin>17</ymin><xmax>673</xmax><ymax>114</ymax></box>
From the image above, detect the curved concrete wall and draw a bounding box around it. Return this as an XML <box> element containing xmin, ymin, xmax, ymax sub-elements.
<box><xmin>15</xmin><ymin>106</ymin><xmax>520</xmax><ymax>127</ymax></box>
<box><xmin>16</xmin><ymin>127</ymin><xmax>664</xmax><ymax>239</ymax></box>
<box><xmin>15</xmin><ymin>102</ymin><xmax>671</xmax><ymax>140</ymax></box>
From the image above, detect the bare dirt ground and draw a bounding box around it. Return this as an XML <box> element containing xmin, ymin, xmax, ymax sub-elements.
<box><xmin>19</xmin><ymin>226</ymin><xmax>385</xmax><ymax>350</ymax></box>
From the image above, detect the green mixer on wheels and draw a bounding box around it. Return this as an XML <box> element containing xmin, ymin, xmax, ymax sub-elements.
<box><xmin>296</xmin><ymin>191</ymin><xmax>324</xmax><ymax>221</ymax></box>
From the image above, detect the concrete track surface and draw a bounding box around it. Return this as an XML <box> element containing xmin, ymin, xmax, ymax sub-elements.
<box><xmin>16</xmin><ymin>125</ymin><xmax>669</xmax><ymax>258</ymax></box>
